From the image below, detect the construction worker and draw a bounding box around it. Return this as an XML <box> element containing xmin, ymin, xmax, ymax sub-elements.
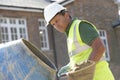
<box><xmin>44</xmin><ymin>3</ymin><xmax>115</xmax><ymax>80</ymax></box>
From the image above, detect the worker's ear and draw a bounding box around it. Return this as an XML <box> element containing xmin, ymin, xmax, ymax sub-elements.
<box><xmin>64</xmin><ymin>12</ymin><xmax>70</xmax><ymax>19</ymax></box>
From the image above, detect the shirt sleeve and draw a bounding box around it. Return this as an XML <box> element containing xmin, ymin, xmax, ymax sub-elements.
<box><xmin>79</xmin><ymin>20</ymin><xmax>99</xmax><ymax>45</ymax></box>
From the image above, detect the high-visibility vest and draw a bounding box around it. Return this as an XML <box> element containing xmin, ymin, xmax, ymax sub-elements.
<box><xmin>67</xmin><ymin>19</ymin><xmax>93</xmax><ymax>67</ymax></box>
<box><xmin>67</xmin><ymin>19</ymin><xmax>115</xmax><ymax>80</ymax></box>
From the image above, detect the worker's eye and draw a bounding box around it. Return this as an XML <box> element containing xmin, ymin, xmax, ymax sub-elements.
<box><xmin>50</xmin><ymin>19</ymin><xmax>58</xmax><ymax>26</ymax></box>
<box><xmin>55</xmin><ymin>20</ymin><xmax>58</xmax><ymax>24</ymax></box>
<box><xmin>54</xmin><ymin>20</ymin><xmax>58</xmax><ymax>24</ymax></box>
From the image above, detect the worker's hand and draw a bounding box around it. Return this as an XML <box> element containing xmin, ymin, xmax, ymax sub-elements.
<box><xmin>57</xmin><ymin>64</ymin><xmax>71</xmax><ymax>77</ymax></box>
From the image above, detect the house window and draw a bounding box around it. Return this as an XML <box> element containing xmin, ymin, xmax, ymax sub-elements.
<box><xmin>98</xmin><ymin>30</ymin><xmax>110</xmax><ymax>61</ymax></box>
<box><xmin>0</xmin><ymin>17</ymin><xmax>28</xmax><ymax>43</ymax></box>
<box><xmin>38</xmin><ymin>19</ymin><xmax>49</xmax><ymax>50</ymax></box>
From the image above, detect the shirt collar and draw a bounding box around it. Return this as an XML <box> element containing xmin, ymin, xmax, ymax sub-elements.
<box><xmin>65</xmin><ymin>18</ymin><xmax>77</xmax><ymax>36</ymax></box>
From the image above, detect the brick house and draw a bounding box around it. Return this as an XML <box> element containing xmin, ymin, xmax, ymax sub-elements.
<box><xmin>0</xmin><ymin>0</ymin><xmax>120</xmax><ymax>80</ymax></box>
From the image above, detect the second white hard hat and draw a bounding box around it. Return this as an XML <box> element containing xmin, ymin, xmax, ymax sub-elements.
<box><xmin>44</xmin><ymin>3</ymin><xmax>66</xmax><ymax>25</ymax></box>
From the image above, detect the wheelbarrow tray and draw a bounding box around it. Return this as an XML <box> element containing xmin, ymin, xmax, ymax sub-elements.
<box><xmin>0</xmin><ymin>39</ymin><xmax>56</xmax><ymax>80</ymax></box>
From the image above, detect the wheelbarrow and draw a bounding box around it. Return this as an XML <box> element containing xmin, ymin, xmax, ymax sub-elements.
<box><xmin>0</xmin><ymin>39</ymin><xmax>57</xmax><ymax>80</ymax></box>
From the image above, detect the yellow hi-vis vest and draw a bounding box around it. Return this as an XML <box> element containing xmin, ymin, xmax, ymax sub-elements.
<box><xmin>67</xmin><ymin>19</ymin><xmax>115</xmax><ymax>80</ymax></box>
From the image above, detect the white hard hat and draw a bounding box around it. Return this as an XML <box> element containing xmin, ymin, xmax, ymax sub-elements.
<box><xmin>44</xmin><ymin>3</ymin><xmax>66</xmax><ymax>25</ymax></box>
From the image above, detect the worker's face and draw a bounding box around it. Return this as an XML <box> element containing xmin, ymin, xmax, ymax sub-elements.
<box><xmin>50</xmin><ymin>13</ymin><xmax>70</xmax><ymax>33</ymax></box>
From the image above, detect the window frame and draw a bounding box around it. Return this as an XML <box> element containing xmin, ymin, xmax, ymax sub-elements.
<box><xmin>98</xmin><ymin>30</ymin><xmax>110</xmax><ymax>61</ymax></box>
<box><xmin>0</xmin><ymin>17</ymin><xmax>28</xmax><ymax>43</ymax></box>
<box><xmin>38</xmin><ymin>19</ymin><xmax>49</xmax><ymax>51</ymax></box>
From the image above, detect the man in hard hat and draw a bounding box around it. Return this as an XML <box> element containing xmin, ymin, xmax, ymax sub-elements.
<box><xmin>44</xmin><ymin>3</ymin><xmax>115</xmax><ymax>80</ymax></box>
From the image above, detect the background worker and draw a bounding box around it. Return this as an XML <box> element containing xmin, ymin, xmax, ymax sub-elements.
<box><xmin>44</xmin><ymin>3</ymin><xmax>115</xmax><ymax>80</ymax></box>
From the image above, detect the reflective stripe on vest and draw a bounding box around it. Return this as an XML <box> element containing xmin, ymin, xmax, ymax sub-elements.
<box><xmin>68</xmin><ymin>20</ymin><xmax>91</xmax><ymax>57</ymax></box>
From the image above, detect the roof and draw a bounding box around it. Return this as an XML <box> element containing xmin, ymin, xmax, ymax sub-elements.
<box><xmin>0</xmin><ymin>0</ymin><xmax>74</xmax><ymax>12</ymax></box>
<box><xmin>0</xmin><ymin>0</ymin><xmax>49</xmax><ymax>9</ymax></box>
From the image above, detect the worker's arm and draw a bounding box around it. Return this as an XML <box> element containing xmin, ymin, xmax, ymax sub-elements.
<box><xmin>89</xmin><ymin>37</ymin><xmax>105</xmax><ymax>62</ymax></box>
<box><xmin>79</xmin><ymin>20</ymin><xmax>105</xmax><ymax>62</ymax></box>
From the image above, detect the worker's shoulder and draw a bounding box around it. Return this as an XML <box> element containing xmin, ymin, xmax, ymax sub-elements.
<box><xmin>79</xmin><ymin>20</ymin><xmax>93</xmax><ymax>27</ymax></box>
<box><xmin>79</xmin><ymin>20</ymin><xmax>97</xmax><ymax>32</ymax></box>
<box><xmin>80</xmin><ymin>20</ymin><xmax>92</xmax><ymax>25</ymax></box>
